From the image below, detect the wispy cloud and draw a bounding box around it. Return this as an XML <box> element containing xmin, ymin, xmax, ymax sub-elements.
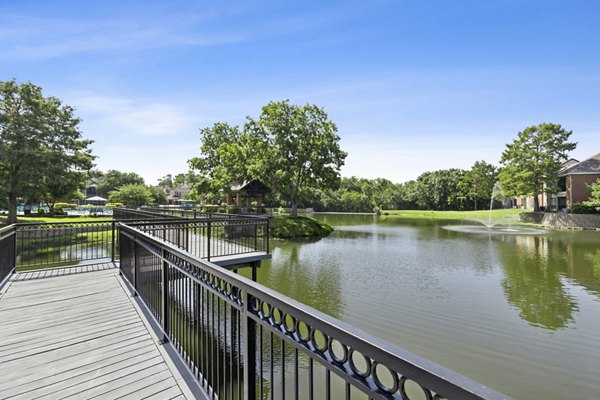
<box><xmin>73</xmin><ymin>95</ymin><xmax>199</xmax><ymax>137</ymax></box>
<box><xmin>0</xmin><ymin>10</ymin><xmax>246</xmax><ymax>61</ymax></box>
<box><xmin>0</xmin><ymin>1</ymin><xmax>379</xmax><ymax>61</ymax></box>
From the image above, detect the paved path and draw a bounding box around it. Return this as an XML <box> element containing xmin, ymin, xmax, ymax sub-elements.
<box><xmin>0</xmin><ymin>263</ymin><xmax>197</xmax><ymax>400</ymax></box>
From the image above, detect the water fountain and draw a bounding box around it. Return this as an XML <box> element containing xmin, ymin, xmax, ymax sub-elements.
<box><xmin>444</xmin><ymin>182</ymin><xmax>547</xmax><ymax>235</ymax></box>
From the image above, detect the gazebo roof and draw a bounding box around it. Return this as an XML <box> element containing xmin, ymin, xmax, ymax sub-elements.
<box><xmin>230</xmin><ymin>179</ymin><xmax>270</xmax><ymax>194</ymax></box>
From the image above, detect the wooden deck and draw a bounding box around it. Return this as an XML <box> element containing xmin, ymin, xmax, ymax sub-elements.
<box><xmin>179</xmin><ymin>232</ymin><xmax>271</xmax><ymax>268</ymax></box>
<box><xmin>0</xmin><ymin>263</ymin><xmax>203</xmax><ymax>400</ymax></box>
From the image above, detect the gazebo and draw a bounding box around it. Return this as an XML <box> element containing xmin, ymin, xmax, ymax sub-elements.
<box><xmin>227</xmin><ymin>180</ymin><xmax>270</xmax><ymax>212</ymax></box>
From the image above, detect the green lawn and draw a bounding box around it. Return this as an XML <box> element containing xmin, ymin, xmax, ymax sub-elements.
<box><xmin>381</xmin><ymin>208</ymin><xmax>528</xmax><ymax>222</ymax></box>
<box><xmin>2</xmin><ymin>216</ymin><xmax>112</xmax><ymax>224</ymax></box>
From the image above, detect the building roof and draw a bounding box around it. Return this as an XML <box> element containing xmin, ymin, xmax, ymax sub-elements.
<box><xmin>559</xmin><ymin>153</ymin><xmax>600</xmax><ymax>176</ymax></box>
<box><xmin>230</xmin><ymin>179</ymin><xmax>270</xmax><ymax>194</ymax></box>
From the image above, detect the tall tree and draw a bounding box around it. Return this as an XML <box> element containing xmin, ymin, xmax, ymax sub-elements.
<box><xmin>248</xmin><ymin>100</ymin><xmax>347</xmax><ymax>215</ymax></box>
<box><xmin>0</xmin><ymin>80</ymin><xmax>94</xmax><ymax>223</ymax></box>
<box><xmin>458</xmin><ymin>161</ymin><xmax>498</xmax><ymax>210</ymax></box>
<box><xmin>188</xmin><ymin>122</ymin><xmax>252</xmax><ymax>194</ymax></box>
<box><xmin>96</xmin><ymin>170</ymin><xmax>145</xmax><ymax>197</ymax></box>
<box><xmin>498</xmin><ymin>123</ymin><xmax>576</xmax><ymax>211</ymax></box>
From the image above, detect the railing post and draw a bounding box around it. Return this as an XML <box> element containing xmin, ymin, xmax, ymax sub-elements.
<box><xmin>185</xmin><ymin>225</ymin><xmax>190</xmax><ymax>252</ymax></box>
<box><xmin>207</xmin><ymin>220</ymin><xmax>211</xmax><ymax>262</ymax></box>
<box><xmin>111</xmin><ymin>221</ymin><xmax>116</xmax><ymax>262</ymax></box>
<box><xmin>266</xmin><ymin>219</ymin><xmax>270</xmax><ymax>254</ymax></box>
<box><xmin>243</xmin><ymin>292</ymin><xmax>257</xmax><ymax>400</ymax></box>
<box><xmin>254</xmin><ymin>224</ymin><xmax>258</xmax><ymax>251</ymax></box>
<box><xmin>132</xmin><ymin>234</ymin><xmax>138</xmax><ymax>296</ymax></box>
<box><xmin>13</xmin><ymin>226</ymin><xmax>18</xmax><ymax>270</ymax></box>
<box><xmin>161</xmin><ymin>248</ymin><xmax>169</xmax><ymax>343</ymax></box>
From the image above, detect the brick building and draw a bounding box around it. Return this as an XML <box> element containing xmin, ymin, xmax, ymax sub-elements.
<box><xmin>511</xmin><ymin>153</ymin><xmax>600</xmax><ymax>210</ymax></box>
<box><xmin>556</xmin><ymin>152</ymin><xmax>600</xmax><ymax>209</ymax></box>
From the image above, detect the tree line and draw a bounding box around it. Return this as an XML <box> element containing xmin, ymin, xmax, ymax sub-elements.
<box><xmin>1</xmin><ymin>79</ymin><xmax>593</xmax><ymax>222</ymax></box>
<box><xmin>309</xmin><ymin>162</ymin><xmax>497</xmax><ymax>213</ymax></box>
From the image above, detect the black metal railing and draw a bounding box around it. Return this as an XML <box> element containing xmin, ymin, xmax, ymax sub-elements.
<box><xmin>113</xmin><ymin>207</ymin><xmax>189</xmax><ymax>221</ymax></box>
<box><xmin>124</xmin><ymin>219</ymin><xmax>269</xmax><ymax>262</ymax></box>
<box><xmin>0</xmin><ymin>225</ymin><xmax>16</xmax><ymax>286</ymax></box>
<box><xmin>140</xmin><ymin>206</ymin><xmax>264</xmax><ymax>220</ymax></box>
<box><xmin>119</xmin><ymin>223</ymin><xmax>508</xmax><ymax>400</ymax></box>
<box><xmin>13</xmin><ymin>221</ymin><xmax>117</xmax><ymax>270</ymax></box>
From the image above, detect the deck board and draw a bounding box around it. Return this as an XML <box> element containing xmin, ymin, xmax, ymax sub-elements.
<box><xmin>0</xmin><ymin>263</ymin><xmax>196</xmax><ymax>400</ymax></box>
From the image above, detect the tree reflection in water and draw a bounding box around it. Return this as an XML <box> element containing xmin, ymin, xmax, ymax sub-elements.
<box><xmin>499</xmin><ymin>231</ymin><xmax>600</xmax><ymax>331</ymax></box>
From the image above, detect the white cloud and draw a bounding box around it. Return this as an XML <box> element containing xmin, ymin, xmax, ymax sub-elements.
<box><xmin>72</xmin><ymin>95</ymin><xmax>198</xmax><ymax>137</ymax></box>
<box><xmin>0</xmin><ymin>11</ymin><xmax>247</xmax><ymax>61</ymax></box>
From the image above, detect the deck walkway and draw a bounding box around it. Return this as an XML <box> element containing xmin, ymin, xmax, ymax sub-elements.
<box><xmin>0</xmin><ymin>263</ymin><xmax>202</xmax><ymax>400</ymax></box>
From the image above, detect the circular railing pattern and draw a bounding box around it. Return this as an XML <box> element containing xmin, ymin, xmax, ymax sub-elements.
<box><xmin>247</xmin><ymin>295</ymin><xmax>448</xmax><ymax>400</ymax></box>
<box><xmin>163</xmin><ymin>250</ymin><xmax>243</xmax><ymax>306</ymax></box>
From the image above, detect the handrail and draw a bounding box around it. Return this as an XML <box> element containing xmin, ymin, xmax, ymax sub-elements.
<box><xmin>12</xmin><ymin>220</ymin><xmax>116</xmax><ymax>269</ymax></box>
<box><xmin>140</xmin><ymin>206</ymin><xmax>269</xmax><ymax>220</ymax></box>
<box><xmin>121</xmin><ymin>217</ymin><xmax>269</xmax><ymax>262</ymax></box>
<box><xmin>113</xmin><ymin>207</ymin><xmax>188</xmax><ymax>221</ymax></box>
<box><xmin>119</xmin><ymin>222</ymin><xmax>509</xmax><ymax>400</ymax></box>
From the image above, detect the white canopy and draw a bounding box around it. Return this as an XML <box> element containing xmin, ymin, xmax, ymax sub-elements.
<box><xmin>85</xmin><ymin>196</ymin><xmax>108</xmax><ymax>202</ymax></box>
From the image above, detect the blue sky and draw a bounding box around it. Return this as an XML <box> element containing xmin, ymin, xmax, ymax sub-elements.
<box><xmin>2</xmin><ymin>0</ymin><xmax>599</xmax><ymax>185</ymax></box>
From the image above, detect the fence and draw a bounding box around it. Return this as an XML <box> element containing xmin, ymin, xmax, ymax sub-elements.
<box><xmin>124</xmin><ymin>218</ymin><xmax>269</xmax><ymax>262</ymax></box>
<box><xmin>140</xmin><ymin>206</ymin><xmax>266</xmax><ymax>220</ymax></box>
<box><xmin>119</xmin><ymin>223</ymin><xmax>507</xmax><ymax>400</ymax></box>
<box><xmin>13</xmin><ymin>221</ymin><xmax>117</xmax><ymax>269</ymax></box>
<box><xmin>113</xmin><ymin>207</ymin><xmax>189</xmax><ymax>221</ymax></box>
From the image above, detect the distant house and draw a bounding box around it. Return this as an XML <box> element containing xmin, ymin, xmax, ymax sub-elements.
<box><xmin>166</xmin><ymin>184</ymin><xmax>192</xmax><ymax>205</ymax></box>
<box><xmin>512</xmin><ymin>153</ymin><xmax>600</xmax><ymax>210</ymax></box>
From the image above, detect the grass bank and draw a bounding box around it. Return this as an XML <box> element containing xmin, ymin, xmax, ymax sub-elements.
<box><xmin>381</xmin><ymin>209</ymin><xmax>528</xmax><ymax>222</ymax></box>
<box><xmin>270</xmin><ymin>215</ymin><xmax>334</xmax><ymax>239</ymax></box>
<box><xmin>1</xmin><ymin>216</ymin><xmax>112</xmax><ymax>224</ymax></box>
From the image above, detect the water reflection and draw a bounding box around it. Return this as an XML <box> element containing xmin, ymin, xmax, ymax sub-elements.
<box><xmin>253</xmin><ymin>213</ymin><xmax>600</xmax><ymax>398</ymax></box>
<box><xmin>489</xmin><ymin>229</ymin><xmax>600</xmax><ymax>332</ymax></box>
<box><xmin>246</xmin><ymin>241</ymin><xmax>344</xmax><ymax>319</ymax></box>
<box><xmin>498</xmin><ymin>235</ymin><xmax>578</xmax><ymax>330</ymax></box>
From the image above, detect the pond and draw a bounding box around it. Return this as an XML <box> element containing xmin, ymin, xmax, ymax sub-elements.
<box><xmin>241</xmin><ymin>213</ymin><xmax>600</xmax><ymax>399</ymax></box>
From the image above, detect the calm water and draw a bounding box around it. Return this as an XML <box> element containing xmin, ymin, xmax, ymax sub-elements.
<box><xmin>241</xmin><ymin>213</ymin><xmax>600</xmax><ymax>399</ymax></box>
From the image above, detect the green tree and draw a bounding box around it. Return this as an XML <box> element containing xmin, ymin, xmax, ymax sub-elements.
<box><xmin>248</xmin><ymin>100</ymin><xmax>347</xmax><ymax>215</ymax></box>
<box><xmin>41</xmin><ymin>169</ymin><xmax>86</xmax><ymax>212</ymax></box>
<box><xmin>157</xmin><ymin>174</ymin><xmax>174</xmax><ymax>190</ymax></box>
<box><xmin>96</xmin><ymin>170</ymin><xmax>145</xmax><ymax>197</ymax></box>
<box><xmin>108</xmin><ymin>183</ymin><xmax>153</xmax><ymax>208</ymax></box>
<box><xmin>458</xmin><ymin>161</ymin><xmax>498</xmax><ymax>210</ymax></box>
<box><xmin>0</xmin><ymin>80</ymin><xmax>95</xmax><ymax>223</ymax></box>
<box><xmin>188</xmin><ymin>122</ymin><xmax>251</xmax><ymax>194</ymax></box>
<box><xmin>415</xmin><ymin>169</ymin><xmax>465</xmax><ymax>210</ymax></box>
<box><xmin>147</xmin><ymin>185</ymin><xmax>167</xmax><ymax>205</ymax></box>
<box><xmin>584</xmin><ymin>178</ymin><xmax>600</xmax><ymax>210</ymax></box>
<box><xmin>498</xmin><ymin>123</ymin><xmax>576</xmax><ymax>211</ymax></box>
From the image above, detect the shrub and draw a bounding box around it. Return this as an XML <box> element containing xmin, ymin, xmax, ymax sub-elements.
<box><xmin>269</xmin><ymin>215</ymin><xmax>334</xmax><ymax>239</ymax></box>
<box><xmin>571</xmin><ymin>203</ymin><xmax>599</xmax><ymax>214</ymax></box>
<box><xmin>54</xmin><ymin>202</ymin><xmax>70</xmax><ymax>210</ymax></box>
<box><xmin>106</xmin><ymin>202</ymin><xmax>124</xmax><ymax>208</ymax></box>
